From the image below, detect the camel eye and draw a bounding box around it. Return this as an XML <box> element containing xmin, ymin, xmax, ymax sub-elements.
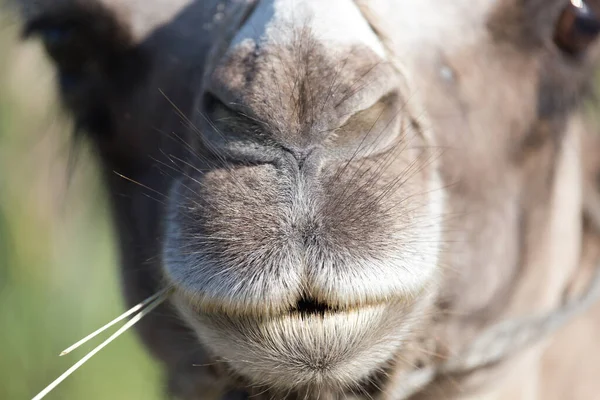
<box><xmin>554</xmin><ymin>0</ymin><xmax>600</xmax><ymax>55</ymax></box>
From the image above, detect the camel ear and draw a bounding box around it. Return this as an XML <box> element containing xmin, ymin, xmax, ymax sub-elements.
<box><xmin>8</xmin><ymin>0</ymin><xmax>209</xmax><ymax>138</ymax></box>
<box><xmin>8</xmin><ymin>0</ymin><xmax>195</xmax><ymax>41</ymax></box>
<box><xmin>19</xmin><ymin>1</ymin><xmax>147</xmax><ymax>137</ymax></box>
<box><xmin>8</xmin><ymin>0</ymin><xmax>212</xmax><ymax>167</ymax></box>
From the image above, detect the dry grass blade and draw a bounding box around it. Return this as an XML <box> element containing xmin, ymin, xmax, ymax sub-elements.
<box><xmin>31</xmin><ymin>290</ymin><xmax>171</xmax><ymax>400</ymax></box>
<box><xmin>60</xmin><ymin>289</ymin><xmax>169</xmax><ymax>356</ymax></box>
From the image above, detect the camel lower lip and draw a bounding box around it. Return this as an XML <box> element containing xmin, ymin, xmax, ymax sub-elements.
<box><xmin>174</xmin><ymin>298</ymin><xmax>413</xmax><ymax>391</ymax></box>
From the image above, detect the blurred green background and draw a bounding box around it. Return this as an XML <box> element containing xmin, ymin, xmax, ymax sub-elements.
<box><xmin>0</xmin><ymin>8</ymin><xmax>164</xmax><ymax>400</ymax></box>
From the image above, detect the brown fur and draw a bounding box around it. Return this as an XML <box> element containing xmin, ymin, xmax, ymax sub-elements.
<box><xmin>8</xmin><ymin>0</ymin><xmax>600</xmax><ymax>398</ymax></box>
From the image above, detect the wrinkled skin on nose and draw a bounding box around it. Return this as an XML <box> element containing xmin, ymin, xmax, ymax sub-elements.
<box><xmin>198</xmin><ymin>0</ymin><xmax>408</xmax><ymax>165</ymax></box>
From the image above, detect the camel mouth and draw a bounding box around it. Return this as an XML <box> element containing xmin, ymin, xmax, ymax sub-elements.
<box><xmin>174</xmin><ymin>297</ymin><xmax>411</xmax><ymax>392</ymax></box>
<box><xmin>171</xmin><ymin>283</ymin><xmax>397</xmax><ymax>320</ymax></box>
<box><xmin>290</xmin><ymin>296</ymin><xmax>340</xmax><ymax>317</ymax></box>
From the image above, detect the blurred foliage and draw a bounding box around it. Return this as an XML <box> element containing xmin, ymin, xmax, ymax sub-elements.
<box><xmin>0</xmin><ymin>9</ymin><xmax>163</xmax><ymax>400</ymax></box>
